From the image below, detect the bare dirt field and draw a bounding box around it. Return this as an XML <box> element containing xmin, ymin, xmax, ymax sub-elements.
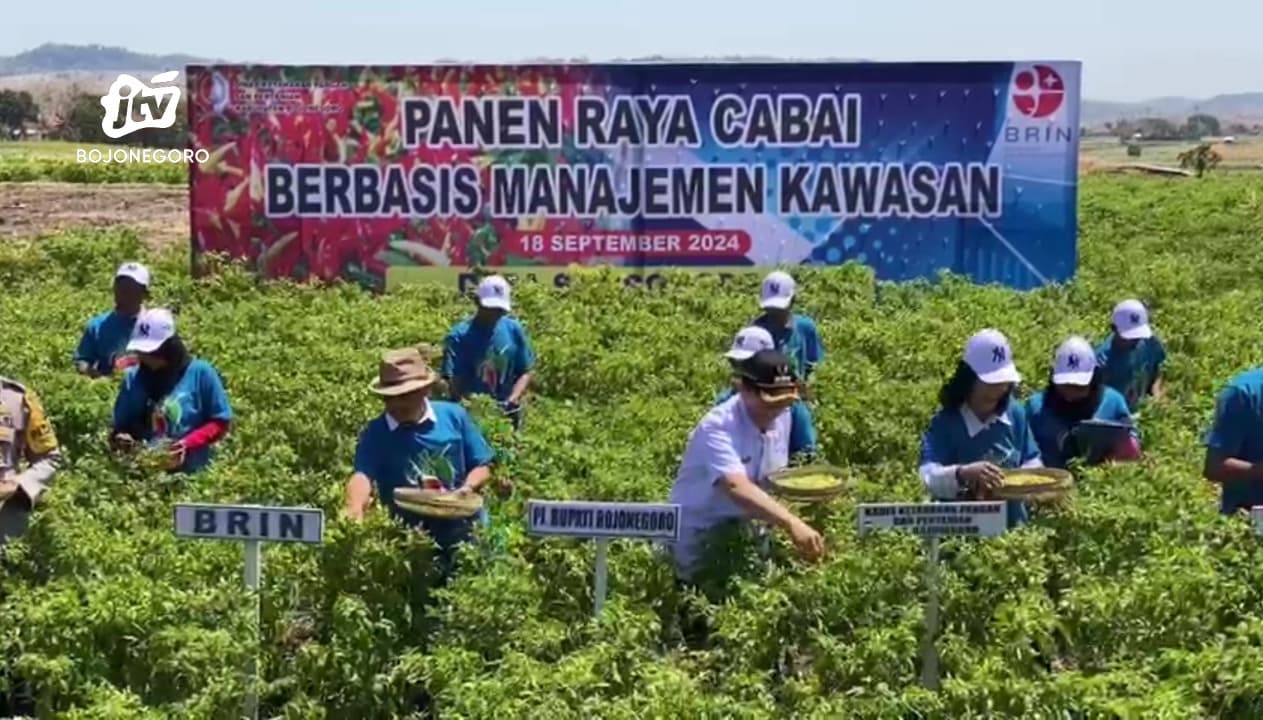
<box><xmin>0</xmin><ymin>182</ymin><xmax>187</xmax><ymax>248</ymax></box>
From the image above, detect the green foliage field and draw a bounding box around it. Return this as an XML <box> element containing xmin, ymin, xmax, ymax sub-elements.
<box><xmin>0</xmin><ymin>155</ymin><xmax>184</xmax><ymax>184</ymax></box>
<box><xmin>3</xmin><ymin>175</ymin><xmax>1263</xmax><ymax>718</ymax></box>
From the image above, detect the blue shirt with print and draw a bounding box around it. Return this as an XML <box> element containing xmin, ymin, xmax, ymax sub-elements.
<box><xmin>753</xmin><ymin>313</ymin><xmax>823</xmax><ymax>379</ymax></box>
<box><xmin>919</xmin><ymin>400</ymin><xmax>1041</xmax><ymax>527</ymax></box>
<box><xmin>715</xmin><ymin>387</ymin><xmax>817</xmax><ymax>456</ymax></box>
<box><xmin>74</xmin><ymin>310</ymin><xmax>139</xmax><ymax>375</ymax></box>
<box><xmin>113</xmin><ymin>359</ymin><xmax>233</xmax><ymax>473</ymax></box>
<box><xmin>1204</xmin><ymin>367</ymin><xmax>1263</xmax><ymax>515</ymax></box>
<box><xmin>353</xmin><ymin>400</ymin><xmax>495</xmax><ymax>549</ymax></box>
<box><xmin>1095</xmin><ymin>334</ymin><xmax>1167</xmax><ymax>412</ymax></box>
<box><xmin>442</xmin><ymin>316</ymin><xmax>535</xmax><ymax>402</ymax></box>
<box><xmin>1025</xmin><ymin>387</ymin><xmax>1136</xmax><ymax>469</ymax></box>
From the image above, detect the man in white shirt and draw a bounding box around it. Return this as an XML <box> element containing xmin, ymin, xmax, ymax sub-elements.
<box><xmin>668</xmin><ymin>349</ymin><xmax>825</xmax><ymax>580</ymax></box>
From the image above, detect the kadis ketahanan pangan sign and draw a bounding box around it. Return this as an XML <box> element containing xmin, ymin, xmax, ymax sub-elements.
<box><xmin>187</xmin><ymin>62</ymin><xmax>1080</xmax><ymax>291</ymax></box>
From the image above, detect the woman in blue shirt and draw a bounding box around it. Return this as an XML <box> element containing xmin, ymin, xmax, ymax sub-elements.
<box><xmin>109</xmin><ymin>308</ymin><xmax>233</xmax><ymax>473</ymax></box>
<box><xmin>918</xmin><ymin>329</ymin><xmax>1043</xmax><ymax>527</ymax></box>
<box><xmin>1025</xmin><ymin>336</ymin><xmax>1140</xmax><ymax>469</ymax></box>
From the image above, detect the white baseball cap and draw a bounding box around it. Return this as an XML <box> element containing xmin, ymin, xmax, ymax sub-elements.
<box><xmin>725</xmin><ymin>326</ymin><xmax>775</xmax><ymax>361</ymax></box>
<box><xmin>963</xmin><ymin>328</ymin><xmax>1022</xmax><ymax>385</ymax></box>
<box><xmin>1112</xmin><ymin>299</ymin><xmax>1152</xmax><ymax>340</ymax></box>
<box><xmin>759</xmin><ymin>271</ymin><xmax>796</xmax><ymax>310</ymax></box>
<box><xmin>1051</xmin><ymin>336</ymin><xmax>1097</xmax><ymax>386</ymax></box>
<box><xmin>115</xmin><ymin>261</ymin><xmax>151</xmax><ymax>287</ymax></box>
<box><xmin>125</xmin><ymin>307</ymin><xmax>176</xmax><ymax>353</ymax></box>
<box><xmin>476</xmin><ymin>275</ymin><xmax>511</xmax><ymax>311</ymax></box>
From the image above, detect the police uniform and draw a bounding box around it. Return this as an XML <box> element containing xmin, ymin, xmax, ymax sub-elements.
<box><xmin>0</xmin><ymin>376</ymin><xmax>61</xmax><ymax>548</ymax></box>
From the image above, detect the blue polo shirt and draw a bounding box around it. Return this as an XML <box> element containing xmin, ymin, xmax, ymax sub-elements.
<box><xmin>1095</xmin><ymin>334</ymin><xmax>1167</xmax><ymax>412</ymax></box>
<box><xmin>1025</xmin><ymin>387</ymin><xmax>1135</xmax><ymax>469</ymax></box>
<box><xmin>1204</xmin><ymin>367</ymin><xmax>1263</xmax><ymax>514</ymax></box>
<box><xmin>352</xmin><ymin>400</ymin><xmax>495</xmax><ymax>549</ymax></box>
<box><xmin>753</xmin><ymin>313</ymin><xmax>823</xmax><ymax>380</ymax></box>
<box><xmin>442</xmin><ymin>316</ymin><xmax>535</xmax><ymax>403</ymax></box>
<box><xmin>74</xmin><ymin>310</ymin><xmax>140</xmax><ymax>375</ymax></box>
<box><xmin>113</xmin><ymin>359</ymin><xmax>233</xmax><ymax>473</ymax></box>
<box><xmin>918</xmin><ymin>400</ymin><xmax>1042</xmax><ymax>527</ymax></box>
<box><xmin>714</xmin><ymin>387</ymin><xmax>817</xmax><ymax>456</ymax></box>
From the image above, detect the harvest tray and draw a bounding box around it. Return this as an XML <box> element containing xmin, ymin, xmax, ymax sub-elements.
<box><xmin>394</xmin><ymin>487</ymin><xmax>482</xmax><ymax>519</ymax></box>
<box><xmin>992</xmin><ymin>467</ymin><xmax>1074</xmax><ymax>502</ymax></box>
<box><xmin>767</xmin><ymin>464</ymin><xmax>848</xmax><ymax>502</ymax></box>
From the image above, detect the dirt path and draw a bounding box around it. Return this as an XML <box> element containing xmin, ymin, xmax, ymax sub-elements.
<box><xmin>0</xmin><ymin>183</ymin><xmax>188</xmax><ymax>249</ymax></box>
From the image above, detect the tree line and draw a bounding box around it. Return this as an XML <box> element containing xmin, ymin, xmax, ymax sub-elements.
<box><xmin>1106</xmin><ymin>114</ymin><xmax>1261</xmax><ymax>142</ymax></box>
<box><xmin>0</xmin><ymin>87</ymin><xmax>186</xmax><ymax>148</ymax></box>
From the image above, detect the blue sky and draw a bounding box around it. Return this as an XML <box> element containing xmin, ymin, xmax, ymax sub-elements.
<box><xmin>4</xmin><ymin>0</ymin><xmax>1258</xmax><ymax>101</ymax></box>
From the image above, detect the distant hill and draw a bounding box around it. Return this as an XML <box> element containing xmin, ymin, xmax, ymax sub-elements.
<box><xmin>0</xmin><ymin>43</ymin><xmax>215</xmax><ymax>76</ymax></box>
<box><xmin>1083</xmin><ymin>94</ymin><xmax>1263</xmax><ymax>125</ymax></box>
<box><xmin>1</xmin><ymin>44</ymin><xmax>1261</xmax><ymax>124</ymax></box>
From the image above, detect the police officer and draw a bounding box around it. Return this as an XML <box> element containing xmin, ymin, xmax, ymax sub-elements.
<box><xmin>0</xmin><ymin>374</ymin><xmax>61</xmax><ymax>718</ymax></box>
<box><xmin>0</xmin><ymin>375</ymin><xmax>61</xmax><ymax>547</ymax></box>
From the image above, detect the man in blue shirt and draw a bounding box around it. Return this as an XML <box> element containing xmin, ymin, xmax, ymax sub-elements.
<box><xmin>715</xmin><ymin>326</ymin><xmax>818</xmax><ymax>459</ymax></box>
<box><xmin>74</xmin><ymin>261</ymin><xmax>150</xmax><ymax>377</ymax></box>
<box><xmin>1095</xmin><ymin>299</ymin><xmax>1167</xmax><ymax>413</ymax></box>
<box><xmin>346</xmin><ymin>347</ymin><xmax>496</xmax><ymax>577</ymax></box>
<box><xmin>752</xmin><ymin>271</ymin><xmax>824</xmax><ymax>384</ymax></box>
<box><xmin>1203</xmin><ymin>366</ymin><xmax>1263</xmax><ymax>515</ymax></box>
<box><xmin>442</xmin><ymin>274</ymin><xmax>535</xmax><ymax>431</ymax></box>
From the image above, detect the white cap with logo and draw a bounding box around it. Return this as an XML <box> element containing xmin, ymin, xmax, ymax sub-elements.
<box><xmin>759</xmin><ymin>271</ymin><xmax>796</xmax><ymax>310</ymax></box>
<box><xmin>963</xmin><ymin>328</ymin><xmax>1021</xmax><ymax>384</ymax></box>
<box><xmin>1051</xmin><ymin>336</ymin><xmax>1096</xmax><ymax>386</ymax></box>
<box><xmin>476</xmin><ymin>275</ymin><xmax>512</xmax><ymax>311</ymax></box>
<box><xmin>725</xmin><ymin>325</ymin><xmax>775</xmax><ymax>361</ymax></box>
<box><xmin>115</xmin><ymin>261</ymin><xmax>151</xmax><ymax>287</ymax></box>
<box><xmin>1111</xmin><ymin>299</ymin><xmax>1152</xmax><ymax>340</ymax></box>
<box><xmin>125</xmin><ymin>307</ymin><xmax>176</xmax><ymax>353</ymax></box>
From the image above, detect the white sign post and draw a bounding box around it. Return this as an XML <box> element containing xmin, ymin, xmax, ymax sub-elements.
<box><xmin>527</xmin><ymin>500</ymin><xmax>681</xmax><ymax>617</ymax></box>
<box><xmin>173</xmin><ymin>503</ymin><xmax>325</xmax><ymax>720</ymax></box>
<box><xmin>857</xmin><ymin>501</ymin><xmax>1007</xmax><ymax>691</ymax></box>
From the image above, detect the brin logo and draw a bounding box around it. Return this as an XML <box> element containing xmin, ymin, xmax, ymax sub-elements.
<box><xmin>100</xmin><ymin>71</ymin><xmax>182</xmax><ymax>139</ymax></box>
<box><xmin>1011</xmin><ymin>65</ymin><xmax>1065</xmax><ymax>119</ymax></box>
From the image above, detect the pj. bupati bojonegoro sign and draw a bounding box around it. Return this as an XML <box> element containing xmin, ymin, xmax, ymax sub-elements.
<box><xmin>185</xmin><ymin>62</ymin><xmax>1081</xmax><ymax>291</ymax></box>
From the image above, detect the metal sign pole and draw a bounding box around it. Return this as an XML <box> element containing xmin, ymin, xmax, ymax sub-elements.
<box><xmin>857</xmin><ymin>501</ymin><xmax>1006</xmax><ymax>694</ymax></box>
<box><xmin>172</xmin><ymin>503</ymin><xmax>326</xmax><ymax>720</ymax></box>
<box><xmin>524</xmin><ymin>500</ymin><xmax>681</xmax><ymax>619</ymax></box>
<box><xmin>243</xmin><ymin>539</ymin><xmax>262</xmax><ymax>720</ymax></box>
<box><xmin>919</xmin><ymin>534</ymin><xmax>942</xmax><ymax>691</ymax></box>
<box><xmin>593</xmin><ymin>538</ymin><xmax>610</xmax><ymax>617</ymax></box>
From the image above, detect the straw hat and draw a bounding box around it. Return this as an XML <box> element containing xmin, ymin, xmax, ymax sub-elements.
<box><xmin>369</xmin><ymin>347</ymin><xmax>439</xmax><ymax>396</ymax></box>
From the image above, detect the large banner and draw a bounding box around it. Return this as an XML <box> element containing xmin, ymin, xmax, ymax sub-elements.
<box><xmin>186</xmin><ymin>62</ymin><xmax>1081</xmax><ymax>292</ymax></box>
